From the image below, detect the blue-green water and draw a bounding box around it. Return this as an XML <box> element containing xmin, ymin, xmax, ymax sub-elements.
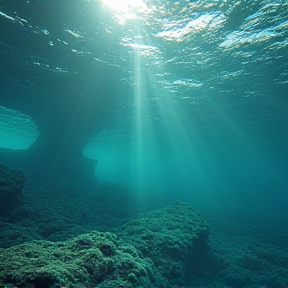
<box><xmin>1</xmin><ymin>1</ymin><xmax>288</xmax><ymax>286</ymax></box>
<box><xmin>0</xmin><ymin>0</ymin><xmax>287</xmax><ymax>212</ymax></box>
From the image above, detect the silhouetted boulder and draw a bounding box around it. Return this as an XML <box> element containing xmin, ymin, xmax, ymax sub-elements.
<box><xmin>0</xmin><ymin>164</ymin><xmax>25</xmax><ymax>217</ymax></box>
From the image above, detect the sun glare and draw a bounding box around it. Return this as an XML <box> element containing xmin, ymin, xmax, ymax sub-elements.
<box><xmin>101</xmin><ymin>0</ymin><xmax>148</xmax><ymax>24</ymax></box>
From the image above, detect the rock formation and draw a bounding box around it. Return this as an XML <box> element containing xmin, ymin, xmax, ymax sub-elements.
<box><xmin>0</xmin><ymin>164</ymin><xmax>25</xmax><ymax>217</ymax></box>
<box><xmin>0</xmin><ymin>202</ymin><xmax>209</xmax><ymax>287</ymax></box>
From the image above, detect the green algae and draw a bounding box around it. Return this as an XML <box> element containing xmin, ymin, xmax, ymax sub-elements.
<box><xmin>0</xmin><ymin>231</ymin><xmax>159</xmax><ymax>287</ymax></box>
<box><xmin>2</xmin><ymin>201</ymin><xmax>286</xmax><ymax>287</ymax></box>
<box><xmin>117</xmin><ymin>202</ymin><xmax>210</xmax><ymax>284</ymax></box>
<box><xmin>0</xmin><ymin>202</ymin><xmax>209</xmax><ymax>288</ymax></box>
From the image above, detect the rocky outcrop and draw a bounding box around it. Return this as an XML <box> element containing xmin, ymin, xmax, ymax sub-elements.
<box><xmin>0</xmin><ymin>231</ymin><xmax>163</xmax><ymax>288</ymax></box>
<box><xmin>0</xmin><ymin>0</ymin><xmax>123</xmax><ymax>189</ymax></box>
<box><xmin>0</xmin><ymin>164</ymin><xmax>25</xmax><ymax>217</ymax></box>
<box><xmin>1</xmin><ymin>200</ymin><xmax>287</xmax><ymax>287</ymax></box>
<box><xmin>118</xmin><ymin>201</ymin><xmax>210</xmax><ymax>284</ymax></box>
<box><xmin>0</xmin><ymin>202</ymin><xmax>210</xmax><ymax>287</ymax></box>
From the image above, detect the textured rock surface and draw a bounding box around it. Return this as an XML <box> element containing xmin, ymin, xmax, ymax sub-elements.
<box><xmin>0</xmin><ymin>180</ymin><xmax>137</xmax><ymax>248</ymax></box>
<box><xmin>0</xmin><ymin>231</ymin><xmax>163</xmax><ymax>287</ymax></box>
<box><xmin>118</xmin><ymin>201</ymin><xmax>210</xmax><ymax>284</ymax></box>
<box><xmin>0</xmin><ymin>202</ymin><xmax>209</xmax><ymax>287</ymax></box>
<box><xmin>209</xmin><ymin>230</ymin><xmax>288</xmax><ymax>287</ymax></box>
<box><xmin>1</xmin><ymin>198</ymin><xmax>286</xmax><ymax>287</ymax></box>
<box><xmin>0</xmin><ymin>164</ymin><xmax>25</xmax><ymax>217</ymax></box>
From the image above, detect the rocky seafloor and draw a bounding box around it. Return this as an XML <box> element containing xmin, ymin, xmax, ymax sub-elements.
<box><xmin>0</xmin><ymin>164</ymin><xmax>288</xmax><ymax>288</ymax></box>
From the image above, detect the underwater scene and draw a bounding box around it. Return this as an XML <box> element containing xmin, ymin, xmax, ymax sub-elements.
<box><xmin>0</xmin><ymin>0</ymin><xmax>288</xmax><ymax>287</ymax></box>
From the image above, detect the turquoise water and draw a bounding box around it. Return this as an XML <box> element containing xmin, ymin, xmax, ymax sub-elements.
<box><xmin>1</xmin><ymin>1</ymin><xmax>288</xmax><ymax>286</ymax></box>
<box><xmin>0</xmin><ymin>0</ymin><xmax>287</xmax><ymax>214</ymax></box>
<box><xmin>0</xmin><ymin>106</ymin><xmax>39</xmax><ymax>149</ymax></box>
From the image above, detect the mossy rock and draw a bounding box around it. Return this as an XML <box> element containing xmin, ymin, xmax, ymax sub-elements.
<box><xmin>0</xmin><ymin>202</ymin><xmax>210</xmax><ymax>287</ymax></box>
<box><xmin>118</xmin><ymin>202</ymin><xmax>210</xmax><ymax>283</ymax></box>
<box><xmin>0</xmin><ymin>231</ymin><xmax>161</xmax><ymax>288</ymax></box>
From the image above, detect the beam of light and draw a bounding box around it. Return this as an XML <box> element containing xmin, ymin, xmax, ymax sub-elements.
<box><xmin>124</xmin><ymin>37</ymin><xmax>216</xmax><ymax>206</ymax></box>
<box><xmin>149</xmin><ymin>90</ymin><xmax>220</xmax><ymax>208</ymax></box>
<box><xmin>129</xmin><ymin>39</ymin><xmax>145</xmax><ymax>195</ymax></box>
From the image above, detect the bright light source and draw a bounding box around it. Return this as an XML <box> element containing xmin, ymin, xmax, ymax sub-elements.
<box><xmin>101</xmin><ymin>0</ymin><xmax>148</xmax><ymax>24</ymax></box>
<box><xmin>102</xmin><ymin>0</ymin><xmax>146</xmax><ymax>12</ymax></box>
